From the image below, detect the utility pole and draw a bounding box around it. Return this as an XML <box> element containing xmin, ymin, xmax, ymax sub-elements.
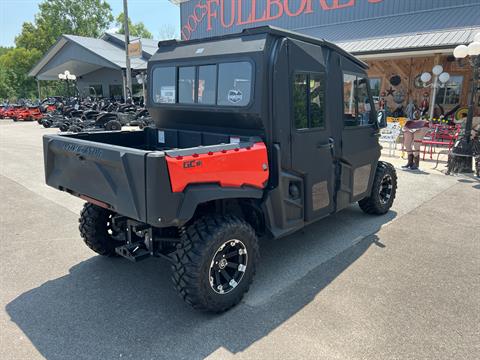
<box><xmin>36</xmin><ymin>78</ymin><xmax>41</xmax><ymax>100</ymax></box>
<box><xmin>123</xmin><ymin>0</ymin><xmax>132</xmax><ymax>101</ymax></box>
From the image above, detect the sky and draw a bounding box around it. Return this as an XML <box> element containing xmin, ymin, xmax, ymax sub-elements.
<box><xmin>0</xmin><ymin>0</ymin><xmax>181</xmax><ymax>47</ymax></box>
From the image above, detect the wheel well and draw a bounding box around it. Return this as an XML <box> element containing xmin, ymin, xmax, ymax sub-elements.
<box><xmin>190</xmin><ymin>198</ymin><xmax>266</xmax><ymax>235</ymax></box>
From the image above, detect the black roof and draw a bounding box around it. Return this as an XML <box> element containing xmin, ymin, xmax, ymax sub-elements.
<box><xmin>157</xmin><ymin>25</ymin><xmax>368</xmax><ymax>69</ymax></box>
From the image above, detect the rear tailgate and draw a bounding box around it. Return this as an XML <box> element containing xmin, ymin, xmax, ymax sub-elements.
<box><xmin>43</xmin><ymin>134</ymin><xmax>152</xmax><ymax>222</ymax></box>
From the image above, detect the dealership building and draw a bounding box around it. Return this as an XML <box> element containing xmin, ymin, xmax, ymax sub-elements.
<box><xmin>174</xmin><ymin>0</ymin><xmax>480</xmax><ymax>117</ymax></box>
<box><xmin>29</xmin><ymin>33</ymin><xmax>158</xmax><ymax>99</ymax></box>
<box><xmin>30</xmin><ymin>0</ymin><xmax>480</xmax><ymax>116</ymax></box>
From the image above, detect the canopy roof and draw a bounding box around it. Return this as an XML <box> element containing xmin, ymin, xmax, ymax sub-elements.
<box><xmin>29</xmin><ymin>33</ymin><xmax>158</xmax><ymax>80</ymax></box>
<box><xmin>296</xmin><ymin>4</ymin><xmax>480</xmax><ymax>57</ymax></box>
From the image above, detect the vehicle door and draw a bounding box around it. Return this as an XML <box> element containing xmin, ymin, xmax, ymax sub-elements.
<box><xmin>288</xmin><ymin>40</ymin><xmax>336</xmax><ymax>222</ymax></box>
<box><xmin>339</xmin><ymin>69</ymin><xmax>381</xmax><ymax>205</ymax></box>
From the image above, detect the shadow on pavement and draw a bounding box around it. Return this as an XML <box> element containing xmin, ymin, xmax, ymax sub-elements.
<box><xmin>6</xmin><ymin>208</ymin><xmax>396</xmax><ymax>360</ymax></box>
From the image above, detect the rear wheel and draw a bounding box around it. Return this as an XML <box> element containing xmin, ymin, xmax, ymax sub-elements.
<box><xmin>69</xmin><ymin>125</ymin><xmax>82</xmax><ymax>132</ymax></box>
<box><xmin>105</xmin><ymin>119</ymin><xmax>122</xmax><ymax>131</ymax></box>
<box><xmin>359</xmin><ymin>161</ymin><xmax>397</xmax><ymax>215</ymax></box>
<box><xmin>79</xmin><ymin>203</ymin><xmax>125</xmax><ymax>256</ymax></box>
<box><xmin>171</xmin><ymin>215</ymin><xmax>259</xmax><ymax>312</ymax></box>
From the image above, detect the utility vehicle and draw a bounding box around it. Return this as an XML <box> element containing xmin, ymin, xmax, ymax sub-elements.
<box><xmin>43</xmin><ymin>27</ymin><xmax>397</xmax><ymax>312</ymax></box>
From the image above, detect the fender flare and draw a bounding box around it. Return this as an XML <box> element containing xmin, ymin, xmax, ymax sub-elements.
<box><xmin>177</xmin><ymin>185</ymin><xmax>264</xmax><ymax>224</ymax></box>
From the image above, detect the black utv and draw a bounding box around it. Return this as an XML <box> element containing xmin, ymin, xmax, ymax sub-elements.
<box><xmin>43</xmin><ymin>26</ymin><xmax>397</xmax><ymax>312</ymax></box>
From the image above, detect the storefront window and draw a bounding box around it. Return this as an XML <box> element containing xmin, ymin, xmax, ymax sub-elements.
<box><xmin>436</xmin><ymin>75</ymin><xmax>463</xmax><ymax>105</ymax></box>
<box><xmin>152</xmin><ymin>67</ymin><xmax>176</xmax><ymax>104</ymax></box>
<box><xmin>369</xmin><ymin>78</ymin><xmax>381</xmax><ymax>98</ymax></box>
<box><xmin>132</xmin><ymin>84</ymin><xmax>143</xmax><ymax>98</ymax></box>
<box><xmin>109</xmin><ymin>84</ymin><xmax>122</xmax><ymax>98</ymax></box>
<box><xmin>89</xmin><ymin>84</ymin><xmax>103</xmax><ymax>97</ymax></box>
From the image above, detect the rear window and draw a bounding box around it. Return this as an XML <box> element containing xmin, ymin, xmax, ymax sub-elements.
<box><xmin>178</xmin><ymin>67</ymin><xmax>195</xmax><ymax>104</ymax></box>
<box><xmin>152</xmin><ymin>61</ymin><xmax>253</xmax><ymax>107</ymax></box>
<box><xmin>198</xmin><ymin>65</ymin><xmax>216</xmax><ymax>105</ymax></box>
<box><xmin>152</xmin><ymin>67</ymin><xmax>175</xmax><ymax>104</ymax></box>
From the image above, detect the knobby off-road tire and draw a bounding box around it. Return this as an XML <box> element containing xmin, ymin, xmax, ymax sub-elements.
<box><xmin>79</xmin><ymin>203</ymin><xmax>123</xmax><ymax>256</ymax></box>
<box><xmin>359</xmin><ymin>161</ymin><xmax>397</xmax><ymax>215</ymax></box>
<box><xmin>172</xmin><ymin>215</ymin><xmax>259</xmax><ymax>313</ymax></box>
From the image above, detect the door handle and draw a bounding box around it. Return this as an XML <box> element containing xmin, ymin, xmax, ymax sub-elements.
<box><xmin>317</xmin><ymin>138</ymin><xmax>335</xmax><ymax>149</ymax></box>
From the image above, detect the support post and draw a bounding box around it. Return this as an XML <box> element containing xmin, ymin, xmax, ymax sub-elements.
<box><xmin>447</xmin><ymin>56</ymin><xmax>479</xmax><ymax>174</ymax></box>
<box><xmin>429</xmin><ymin>74</ymin><xmax>439</xmax><ymax>120</ymax></box>
<box><xmin>123</xmin><ymin>0</ymin><xmax>132</xmax><ymax>102</ymax></box>
<box><xmin>142</xmin><ymin>72</ymin><xmax>146</xmax><ymax>104</ymax></box>
<box><xmin>36</xmin><ymin>78</ymin><xmax>41</xmax><ymax>100</ymax></box>
<box><xmin>122</xmin><ymin>70</ymin><xmax>127</xmax><ymax>100</ymax></box>
<box><xmin>464</xmin><ymin>56</ymin><xmax>479</xmax><ymax>144</ymax></box>
<box><xmin>429</xmin><ymin>54</ymin><xmax>441</xmax><ymax>120</ymax></box>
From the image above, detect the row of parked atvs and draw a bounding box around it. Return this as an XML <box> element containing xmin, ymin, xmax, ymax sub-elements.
<box><xmin>0</xmin><ymin>97</ymin><xmax>153</xmax><ymax>132</ymax></box>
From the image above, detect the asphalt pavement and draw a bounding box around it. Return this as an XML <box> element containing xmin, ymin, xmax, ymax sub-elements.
<box><xmin>0</xmin><ymin>120</ymin><xmax>479</xmax><ymax>360</ymax></box>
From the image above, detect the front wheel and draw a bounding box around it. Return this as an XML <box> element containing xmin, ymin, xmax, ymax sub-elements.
<box><xmin>171</xmin><ymin>215</ymin><xmax>259</xmax><ymax>312</ymax></box>
<box><xmin>359</xmin><ymin>161</ymin><xmax>397</xmax><ymax>215</ymax></box>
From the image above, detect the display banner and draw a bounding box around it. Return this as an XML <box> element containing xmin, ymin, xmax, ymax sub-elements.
<box><xmin>128</xmin><ymin>40</ymin><xmax>142</xmax><ymax>58</ymax></box>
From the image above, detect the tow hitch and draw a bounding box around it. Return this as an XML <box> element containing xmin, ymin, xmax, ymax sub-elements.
<box><xmin>115</xmin><ymin>220</ymin><xmax>153</xmax><ymax>262</ymax></box>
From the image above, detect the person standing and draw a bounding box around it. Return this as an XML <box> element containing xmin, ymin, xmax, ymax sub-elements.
<box><xmin>402</xmin><ymin>111</ymin><xmax>429</xmax><ymax>170</ymax></box>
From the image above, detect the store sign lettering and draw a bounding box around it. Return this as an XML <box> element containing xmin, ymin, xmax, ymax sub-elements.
<box><xmin>181</xmin><ymin>0</ymin><xmax>385</xmax><ymax>40</ymax></box>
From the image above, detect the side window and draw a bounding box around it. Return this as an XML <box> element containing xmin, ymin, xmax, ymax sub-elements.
<box><xmin>217</xmin><ymin>62</ymin><xmax>252</xmax><ymax>106</ymax></box>
<box><xmin>310</xmin><ymin>73</ymin><xmax>324</xmax><ymax>128</ymax></box>
<box><xmin>293</xmin><ymin>72</ymin><xmax>325</xmax><ymax>130</ymax></box>
<box><xmin>343</xmin><ymin>73</ymin><xmax>373</xmax><ymax>127</ymax></box>
<box><xmin>293</xmin><ymin>74</ymin><xmax>308</xmax><ymax>129</ymax></box>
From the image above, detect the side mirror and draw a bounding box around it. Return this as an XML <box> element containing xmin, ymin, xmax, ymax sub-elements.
<box><xmin>376</xmin><ymin>110</ymin><xmax>387</xmax><ymax>129</ymax></box>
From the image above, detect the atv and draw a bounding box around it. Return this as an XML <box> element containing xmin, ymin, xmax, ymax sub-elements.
<box><xmin>43</xmin><ymin>26</ymin><xmax>397</xmax><ymax>312</ymax></box>
<box><xmin>15</xmin><ymin>106</ymin><xmax>44</xmax><ymax>121</ymax></box>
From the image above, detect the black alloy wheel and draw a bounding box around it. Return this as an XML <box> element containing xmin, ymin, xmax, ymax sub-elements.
<box><xmin>209</xmin><ymin>239</ymin><xmax>248</xmax><ymax>294</ymax></box>
<box><xmin>378</xmin><ymin>174</ymin><xmax>393</xmax><ymax>205</ymax></box>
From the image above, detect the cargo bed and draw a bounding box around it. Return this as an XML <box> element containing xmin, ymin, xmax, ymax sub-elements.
<box><xmin>43</xmin><ymin>128</ymin><xmax>264</xmax><ymax>226</ymax></box>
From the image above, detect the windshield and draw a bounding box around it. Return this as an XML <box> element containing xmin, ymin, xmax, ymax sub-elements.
<box><xmin>151</xmin><ymin>61</ymin><xmax>253</xmax><ymax>107</ymax></box>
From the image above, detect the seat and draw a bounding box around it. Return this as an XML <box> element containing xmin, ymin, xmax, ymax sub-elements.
<box><xmin>379</xmin><ymin>122</ymin><xmax>402</xmax><ymax>157</ymax></box>
<box><xmin>419</xmin><ymin>125</ymin><xmax>460</xmax><ymax>160</ymax></box>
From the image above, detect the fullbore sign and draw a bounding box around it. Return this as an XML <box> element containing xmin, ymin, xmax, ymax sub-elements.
<box><xmin>180</xmin><ymin>0</ymin><xmax>385</xmax><ymax>40</ymax></box>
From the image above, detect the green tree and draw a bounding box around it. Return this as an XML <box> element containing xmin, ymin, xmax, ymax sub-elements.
<box><xmin>0</xmin><ymin>46</ymin><xmax>13</xmax><ymax>57</ymax></box>
<box><xmin>0</xmin><ymin>48</ymin><xmax>42</xmax><ymax>99</ymax></box>
<box><xmin>115</xmin><ymin>13</ymin><xmax>153</xmax><ymax>39</ymax></box>
<box><xmin>15</xmin><ymin>0</ymin><xmax>114</xmax><ymax>54</ymax></box>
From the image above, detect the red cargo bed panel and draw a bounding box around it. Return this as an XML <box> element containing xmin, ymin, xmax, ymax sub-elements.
<box><xmin>165</xmin><ymin>142</ymin><xmax>269</xmax><ymax>192</ymax></box>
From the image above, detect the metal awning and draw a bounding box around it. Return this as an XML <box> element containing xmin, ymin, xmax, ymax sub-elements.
<box><xmin>338</xmin><ymin>27</ymin><xmax>480</xmax><ymax>56</ymax></box>
<box><xmin>29</xmin><ymin>33</ymin><xmax>157</xmax><ymax>80</ymax></box>
<box><xmin>296</xmin><ymin>4</ymin><xmax>480</xmax><ymax>56</ymax></box>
